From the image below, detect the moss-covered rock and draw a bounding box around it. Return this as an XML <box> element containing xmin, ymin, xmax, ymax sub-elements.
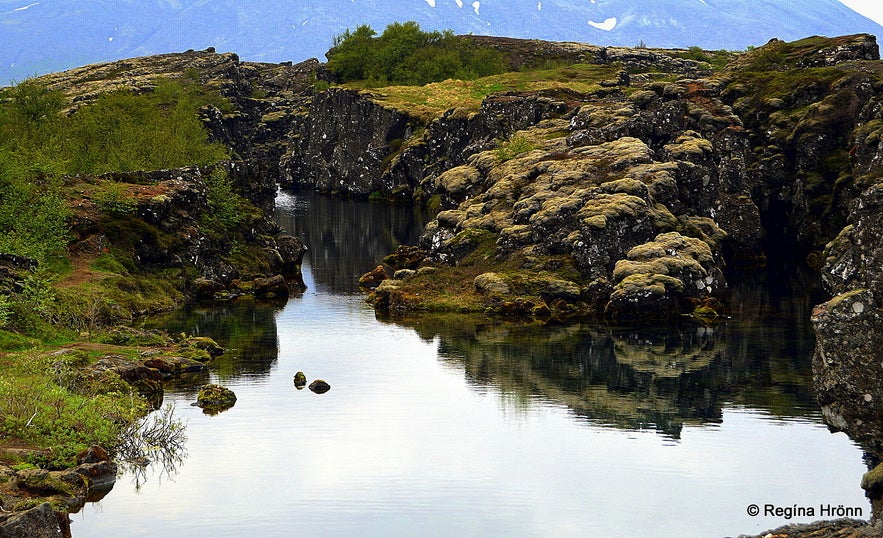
<box><xmin>474</xmin><ymin>272</ymin><xmax>510</xmax><ymax>296</ymax></box>
<box><xmin>293</xmin><ymin>371</ymin><xmax>307</xmax><ymax>389</ymax></box>
<box><xmin>195</xmin><ymin>384</ymin><xmax>237</xmax><ymax>411</ymax></box>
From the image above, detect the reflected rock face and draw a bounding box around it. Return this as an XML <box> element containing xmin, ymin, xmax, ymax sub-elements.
<box><xmin>388</xmin><ymin>307</ymin><xmax>817</xmax><ymax>440</ymax></box>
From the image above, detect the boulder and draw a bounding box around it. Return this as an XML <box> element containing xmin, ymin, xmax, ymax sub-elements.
<box><xmin>382</xmin><ymin>245</ymin><xmax>427</xmax><ymax>270</ymax></box>
<box><xmin>275</xmin><ymin>234</ymin><xmax>307</xmax><ymax>278</ymax></box>
<box><xmin>76</xmin><ymin>355</ymin><xmax>164</xmax><ymax>397</ymax></box>
<box><xmin>196</xmin><ymin>384</ymin><xmax>237</xmax><ymax>410</ymax></box>
<box><xmin>253</xmin><ymin>274</ymin><xmax>289</xmax><ymax>298</ymax></box>
<box><xmin>474</xmin><ymin>272</ymin><xmax>509</xmax><ymax>296</ymax></box>
<box><xmin>358</xmin><ymin>265</ymin><xmax>388</xmax><ymax>289</ymax></box>
<box><xmin>0</xmin><ymin>503</ymin><xmax>64</xmax><ymax>538</ymax></box>
<box><xmin>293</xmin><ymin>371</ymin><xmax>307</xmax><ymax>389</ymax></box>
<box><xmin>308</xmin><ymin>380</ymin><xmax>331</xmax><ymax>394</ymax></box>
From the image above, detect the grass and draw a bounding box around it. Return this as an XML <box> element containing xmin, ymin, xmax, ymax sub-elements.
<box><xmin>669</xmin><ymin>46</ymin><xmax>735</xmax><ymax>71</ymax></box>
<box><xmin>356</xmin><ymin>63</ymin><xmax>618</xmax><ymax>123</ymax></box>
<box><xmin>0</xmin><ymin>347</ymin><xmax>148</xmax><ymax>469</ymax></box>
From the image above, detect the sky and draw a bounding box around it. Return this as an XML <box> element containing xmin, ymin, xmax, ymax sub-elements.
<box><xmin>839</xmin><ymin>0</ymin><xmax>883</xmax><ymax>25</ymax></box>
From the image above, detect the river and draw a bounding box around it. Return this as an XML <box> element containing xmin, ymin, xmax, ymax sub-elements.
<box><xmin>72</xmin><ymin>190</ymin><xmax>868</xmax><ymax>537</ymax></box>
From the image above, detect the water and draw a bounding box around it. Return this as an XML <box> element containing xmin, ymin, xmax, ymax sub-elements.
<box><xmin>73</xmin><ymin>190</ymin><xmax>868</xmax><ymax>537</ymax></box>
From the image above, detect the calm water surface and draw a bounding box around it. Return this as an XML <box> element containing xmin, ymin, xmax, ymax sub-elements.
<box><xmin>74</xmin><ymin>191</ymin><xmax>867</xmax><ymax>537</ymax></box>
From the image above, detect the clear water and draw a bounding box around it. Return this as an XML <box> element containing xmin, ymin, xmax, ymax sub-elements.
<box><xmin>72</xmin><ymin>191</ymin><xmax>868</xmax><ymax>537</ymax></box>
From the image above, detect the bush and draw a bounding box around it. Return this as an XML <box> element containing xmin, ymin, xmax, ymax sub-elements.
<box><xmin>204</xmin><ymin>167</ymin><xmax>248</xmax><ymax>230</ymax></box>
<box><xmin>0</xmin><ymin>368</ymin><xmax>147</xmax><ymax>469</ymax></box>
<box><xmin>93</xmin><ymin>181</ymin><xmax>138</xmax><ymax>216</ymax></box>
<box><xmin>61</xmin><ymin>78</ymin><xmax>230</xmax><ymax>174</ymax></box>
<box><xmin>0</xmin><ymin>77</ymin><xmax>230</xmax><ymax>269</ymax></box>
<box><xmin>326</xmin><ymin>21</ymin><xmax>506</xmax><ymax>86</ymax></box>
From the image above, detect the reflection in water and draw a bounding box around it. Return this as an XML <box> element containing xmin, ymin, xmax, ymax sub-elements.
<box><xmin>154</xmin><ymin>191</ymin><xmax>826</xmax><ymax>437</ymax></box>
<box><xmin>385</xmin><ymin>309</ymin><xmax>820</xmax><ymax>440</ymax></box>
<box><xmin>115</xmin><ymin>404</ymin><xmax>188</xmax><ymax>491</ymax></box>
<box><xmin>148</xmin><ymin>297</ymin><xmax>284</xmax><ymax>381</ymax></box>
<box><xmin>78</xmin><ymin>191</ymin><xmax>867</xmax><ymax>537</ymax></box>
<box><xmin>275</xmin><ymin>189</ymin><xmax>430</xmax><ymax>293</ymax></box>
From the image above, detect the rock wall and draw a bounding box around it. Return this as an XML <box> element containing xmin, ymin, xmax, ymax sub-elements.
<box><xmin>71</xmin><ymin>165</ymin><xmax>305</xmax><ymax>299</ymax></box>
<box><xmin>278</xmin><ymin>87</ymin><xmax>576</xmax><ymax>198</ymax></box>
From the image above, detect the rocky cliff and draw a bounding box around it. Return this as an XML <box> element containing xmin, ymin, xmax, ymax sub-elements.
<box><xmin>14</xmin><ymin>33</ymin><xmax>883</xmax><ymax>521</ymax></box>
<box><xmin>356</xmin><ymin>36</ymin><xmax>879</xmax><ymax>325</ymax></box>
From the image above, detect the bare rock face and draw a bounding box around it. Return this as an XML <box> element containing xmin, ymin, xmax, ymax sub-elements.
<box><xmin>813</xmin><ymin>184</ymin><xmax>883</xmax><ymax>456</ymax></box>
<box><xmin>279</xmin><ymin>87</ymin><xmax>573</xmax><ymax>198</ymax></box>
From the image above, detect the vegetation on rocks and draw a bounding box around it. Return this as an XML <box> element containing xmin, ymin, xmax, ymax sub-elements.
<box><xmin>355</xmin><ymin>33</ymin><xmax>883</xmax><ymax>329</ymax></box>
<box><xmin>0</xmin><ymin>330</ymin><xmax>218</xmax><ymax>470</ymax></box>
<box><xmin>0</xmin><ymin>55</ymin><xmax>285</xmax><ymax>520</ymax></box>
<box><xmin>3</xmin><ymin>26</ymin><xmax>883</xmax><ymax>533</ymax></box>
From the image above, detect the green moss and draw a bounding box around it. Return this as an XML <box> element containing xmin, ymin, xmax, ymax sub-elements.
<box><xmin>863</xmin><ymin>462</ymin><xmax>883</xmax><ymax>491</ymax></box>
<box><xmin>670</xmin><ymin>47</ymin><xmax>734</xmax><ymax>71</ymax></box>
<box><xmin>496</xmin><ymin>133</ymin><xmax>538</xmax><ymax>162</ymax></box>
<box><xmin>577</xmin><ymin>193</ymin><xmax>648</xmax><ymax>229</ymax></box>
<box><xmin>663</xmin><ymin>132</ymin><xmax>713</xmax><ymax>159</ymax></box>
<box><xmin>612</xmin><ymin>273</ymin><xmax>685</xmax><ymax>296</ymax></box>
<box><xmin>89</xmin><ymin>253</ymin><xmax>129</xmax><ymax>274</ymax></box>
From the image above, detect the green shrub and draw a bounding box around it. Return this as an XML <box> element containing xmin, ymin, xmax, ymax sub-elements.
<box><xmin>0</xmin><ymin>77</ymin><xmax>230</xmax><ymax>272</ymax></box>
<box><xmin>0</xmin><ymin>294</ymin><xmax>12</xmax><ymax>328</ymax></box>
<box><xmin>327</xmin><ymin>21</ymin><xmax>506</xmax><ymax>86</ymax></box>
<box><xmin>61</xmin><ymin>79</ymin><xmax>230</xmax><ymax>174</ymax></box>
<box><xmin>93</xmin><ymin>182</ymin><xmax>138</xmax><ymax>216</ymax></box>
<box><xmin>0</xmin><ymin>375</ymin><xmax>147</xmax><ymax>468</ymax></box>
<box><xmin>204</xmin><ymin>167</ymin><xmax>248</xmax><ymax>230</ymax></box>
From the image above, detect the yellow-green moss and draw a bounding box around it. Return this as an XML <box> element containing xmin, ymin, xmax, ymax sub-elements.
<box><xmin>577</xmin><ymin>193</ymin><xmax>648</xmax><ymax>229</ymax></box>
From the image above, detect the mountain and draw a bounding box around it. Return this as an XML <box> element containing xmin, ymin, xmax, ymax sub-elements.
<box><xmin>3</xmin><ymin>0</ymin><xmax>883</xmax><ymax>85</ymax></box>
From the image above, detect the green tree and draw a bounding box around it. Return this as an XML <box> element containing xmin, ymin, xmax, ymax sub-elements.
<box><xmin>326</xmin><ymin>21</ymin><xmax>506</xmax><ymax>86</ymax></box>
<box><xmin>327</xmin><ymin>24</ymin><xmax>378</xmax><ymax>82</ymax></box>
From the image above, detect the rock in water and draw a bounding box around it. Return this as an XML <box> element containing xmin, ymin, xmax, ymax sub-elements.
<box><xmin>293</xmin><ymin>371</ymin><xmax>307</xmax><ymax>389</ymax></box>
<box><xmin>308</xmin><ymin>380</ymin><xmax>331</xmax><ymax>394</ymax></box>
<box><xmin>196</xmin><ymin>384</ymin><xmax>237</xmax><ymax>411</ymax></box>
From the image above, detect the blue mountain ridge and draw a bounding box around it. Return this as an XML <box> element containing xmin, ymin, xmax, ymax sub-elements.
<box><xmin>2</xmin><ymin>0</ymin><xmax>883</xmax><ymax>85</ymax></box>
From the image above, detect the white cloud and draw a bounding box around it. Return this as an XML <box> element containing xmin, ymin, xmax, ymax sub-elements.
<box><xmin>472</xmin><ymin>1</ymin><xmax>480</xmax><ymax>15</ymax></box>
<box><xmin>454</xmin><ymin>0</ymin><xmax>463</xmax><ymax>7</ymax></box>
<box><xmin>588</xmin><ymin>17</ymin><xmax>617</xmax><ymax>31</ymax></box>
<box><xmin>14</xmin><ymin>2</ymin><xmax>39</xmax><ymax>11</ymax></box>
<box><xmin>425</xmin><ymin>0</ymin><xmax>436</xmax><ymax>7</ymax></box>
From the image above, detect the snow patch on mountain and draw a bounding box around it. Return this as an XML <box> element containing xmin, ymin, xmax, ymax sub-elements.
<box><xmin>588</xmin><ymin>17</ymin><xmax>617</xmax><ymax>31</ymax></box>
<box><xmin>13</xmin><ymin>2</ymin><xmax>38</xmax><ymax>11</ymax></box>
<box><xmin>425</xmin><ymin>0</ymin><xmax>436</xmax><ymax>7</ymax></box>
<box><xmin>472</xmin><ymin>1</ymin><xmax>480</xmax><ymax>15</ymax></box>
